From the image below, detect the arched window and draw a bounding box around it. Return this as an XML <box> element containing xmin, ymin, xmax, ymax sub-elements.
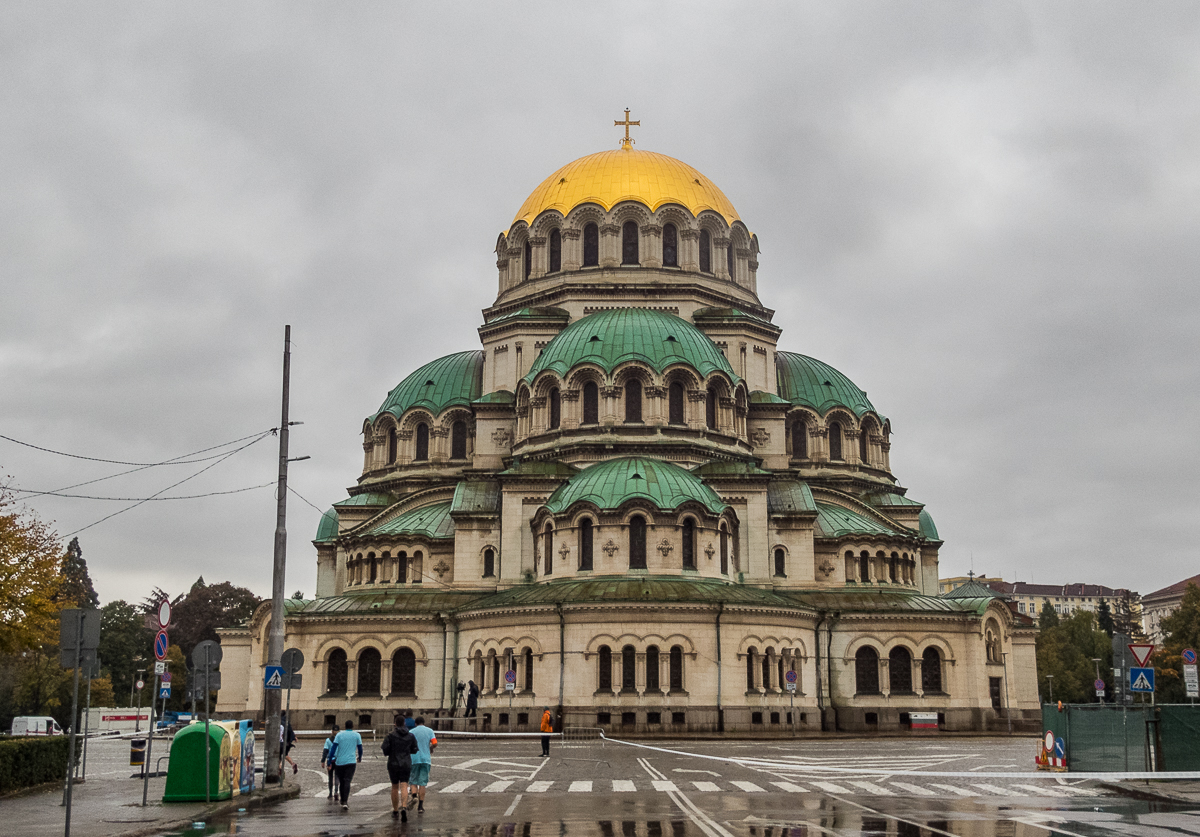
<box><xmin>889</xmin><ymin>647</ymin><xmax>913</xmax><ymax>694</ymax></box>
<box><xmin>774</xmin><ymin>548</ymin><xmax>786</xmax><ymax>578</ymax></box>
<box><xmin>621</xmin><ymin>221</ymin><xmax>639</xmax><ymax>265</ymax></box>
<box><xmin>397</xmin><ymin>550</ymin><xmax>408</xmax><ymax>584</ymax></box>
<box><xmin>523</xmin><ymin>239</ymin><xmax>532</xmax><ymax>280</ymax></box>
<box><xmin>598</xmin><ymin>645</ymin><xmax>612</xmax><ymax>691</ymax></box>
<box><xmin>682</xmin><ymin>518</ymin><xmax>696</xmax><ymax>570</ymax></box>
<box><xmin>358</xmin><ymin>648</ymin><xmax>382</xmax><ymax>694</ymax></box>
<box><xmin>621</xmin><ymin>645</ymin><xmax>636</xmax><ymax>691</ymax></box>
<box><xmin>451</xmin><ymin>420</ymin><xmax>467</xmax><ymax>460</ymax></box>
<box><xmin>762</xmin><ymin>654</ymin><xmax>771</xmax><ymax>689</ymax></box>
<box><xmin>583</xmin><ymin>223</ymin><xmax>599</xmax><ymax>267</ymax></box>
<box><xmin>669</xmin><ymin>645</ymin><xmax>684</xmax><ymax>691</ymax></box>
<box><xmin>625</xmin><ymin>379</ymin><xmax>642</xmax><ymax>423</ymax></box>
<box><xmin>490</xmin><ymin>651</ymin><xmax>500</xmax><ymax>692</ymax></box>
<box><xmin>327</xmin><ymin>649</ymin><xmax>348</xmax><ymax>695</ymax></box>
<box><xmin>889</xmin><ymin>553</ymin><xmax>898</xmax><ymax>583</ymax></box>
<box><xmin>368</xmin><ymin>554</ymin><xmax>377</xmax><ymax>584</ymax></box>
<box><xmin>922</xmin><ymin>647</ymin><xmax>943</xmax><ymax>694</ymax></box>
<box><xmin>483</xmin><ymin>548</ymin><xmax>495</xmax><ymax>578</ymax></box>
<box><xmin>582</xmin><ymin>381</ymin><xmax>599</xmax><ymax>425</ymax></box>
<box><xmin>579</xmin><ymin>519</ymin><xmax>593</xmax><ymax>571</ymax></box>
<box><xmin>706</xmin><ymin>387</ymin><xmax>717</xmax><ymax>430</ymax></box>
<box><xmin>720</xmin><ymin>524</ymin><xmax>729</xmax><ymax>575</ymax></box>
<box><xmin>828</xmin><ymin>421</ymin><xmax>843</xmax><ymax>461</ymax></box>
<box><xmin>668</xmin><ymin>381</ymin><xmax>685</xmax><ymax>425</ymax></box>
<box><xmin>793</xmin><ymin>422</ymin><xmax>807</xmax><ymax>458</ymax></box>
<box><xmin>855</xmin><ymin>647</ymin><xmax>880</xmax><ymax>695</ymax></box>
<box><xmin>391</xmin><ymin>648</ymin><xmax>416</xmax><ymax>696</ymax></box>
<box><xmin>859</xmin><ymin>552</ymin><xmax>870</xmax><ymax>583</ymax></box>
<box><xmin>523</xmin><ymin>647</ymin><xmax>534</xmax><ymax>691</ymax></box>
<box><xmin>543</xmin><ymin>525</ymin><xmax>554</xmax><ymax>575</ymax></box>
<box><xmin>415</xmin><ymin>423</ymin><xmax>429</xmax><ymax>461</ymax></box>
<box><xmin>548</xmin><ymin>229</ymin><xmax>561</xmax><ymax>273</ymax></box>
<box><xmin>629</xmin><ymin>515</ymin><xmax>647</xmax><ymax>569</ymax></box>
<box><xmin>699</xmin><ymin>230</ymin><xmax>711</xmax><ymax>273</ymax></box>
<box><xmin>387</xmin><ymin>427</ymin><xmax>397</xmax><ymax>464</ymax></box>
<box><xmin>646</xmin><ymin>646</ymin><xmax>660</xmax><ymax>692</ymax></box>
<box><xmin>548</xmin><ymin>387</ymin><xmax>561</xmax><ymax>430</ymax></box>
<box><xmin>663</xmin><ymin>223</ymin><xmax>678</xmax><ymax>267</ymax></box>
<box><xmin>859</xmin><ymin>427</ymin><xmax>870</xmax><ymax>463</ymax></box>
<box><xmin>726</xmin><ymin>240</ymin><xmax>734</xmax><ymax>279</ymax></box>
<box><xmin>746</xmin><ymin>647</ymin><xmax>757</xmax><ymax>690</ymax></box>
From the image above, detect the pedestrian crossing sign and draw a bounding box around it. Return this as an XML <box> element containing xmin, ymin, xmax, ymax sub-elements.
<box><xmin>264</xmin><ymin>665</ymin><xmax>284</xmax><ymax>689</ymax></box>
<box><xmin>159</xmin><ymin>684</ymin><xmax>171</xmax><ymax>699</ymax></box>
<box><xmin>1129</xmin><ymin>666</ymin><xmax>1155</xmax><ymax>692</ymax></box>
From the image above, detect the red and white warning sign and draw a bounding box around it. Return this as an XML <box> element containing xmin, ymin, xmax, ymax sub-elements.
<box><xmin>1128</xmin><ymin>643</ymin><xmax>1155</xmax><ymax>667</ymax></box>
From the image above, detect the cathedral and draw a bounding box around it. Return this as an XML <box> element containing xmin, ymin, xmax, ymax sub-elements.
<box><xmin>217</xmin><ymin>118</ymin><xmax>1039</xmax><ymax>734</ymax></box>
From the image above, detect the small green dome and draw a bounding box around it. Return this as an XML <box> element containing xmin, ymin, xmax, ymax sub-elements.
<box><xmin>776</xmin><ymin>352</ymin><xmax>878</xmax><ymax>417</ymax></box>
<box><xmin>373</xmin><ymin>351</ymin><xmax>483</xmax><ymax>421</ymax></box>
<box><xmin>363</xmin><ymin>502</ymin><xmax>456</xmax><ymax>540</ymax></box>
<box><xmin>315</xmin><ymin>508</ymin><xmax>338</xmax><ymax>543</ymax></box>
<box><xmin>525</xmin><ymin>309</ymin><xmax>738</xmax><ymax>385</ymax></box>
<box><xmin>544</xmin><ymin>457</ymin><xmax>727</xmax><ymax>515</ymax></box>
<box><xmin>918</xmin><ymin>509</ymin><xmax>940</xmax><ymax>541</ymax></box>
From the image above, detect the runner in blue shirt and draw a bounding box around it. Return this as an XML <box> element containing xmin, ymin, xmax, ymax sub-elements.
<box><xmin>321</xmin><ymin>723</ymin><xmax>339</xmax><ymax>800</ymax></box>
<box><xmin>327</xmin><ymin>719</ymin><xmax>363</xmax><ymax>810</ymax></box>
<box><xmin>408</xmin><ymin>716</ymin><xmax>437</xmax><ymax>813</ymax></box>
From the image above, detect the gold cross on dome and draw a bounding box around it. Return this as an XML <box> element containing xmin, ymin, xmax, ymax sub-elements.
<box><xmin>615</xmin><ymin>108</ymin><xmax>640</xmax><ymax>148</ymax></box>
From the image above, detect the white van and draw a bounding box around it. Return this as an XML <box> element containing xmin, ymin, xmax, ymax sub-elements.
<box><xmin>11</xmin><ymin>716</ymin><xmax>63</xmax><ymax>736</ymax></box>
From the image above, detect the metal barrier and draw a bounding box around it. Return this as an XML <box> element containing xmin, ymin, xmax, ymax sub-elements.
<box><xmin>560</xmin><ymin>727</ymin><xmax>605</xmax><ymax>749</ymax></box>
<box><xmin>1043</xmin><ymin>703</ymin><xmax>1200</xmax><ymax>772</ymax></box>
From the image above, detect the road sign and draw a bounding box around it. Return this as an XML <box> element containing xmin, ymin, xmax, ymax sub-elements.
<box><xmin>1129</xmin><ymin>643</ymin><xmax>1155</xmax><ymax>667</ymax></box>
<box><xmin>162</xmin><ymin>671</ymin><xmax>172</xmax><ymax>683</ymax></box>
<box><xmin>1184</xmin><ymin>665</ymin><xmax>1198</xmax><ymax>698</ymax></box>
<box><xmin>1044</xmin><ymin>730</ymin><xmax>1055</xmax><ymax>752</ymax></box>
<box><xmin>1183</xmin><ymin>648</ymin><xmax>1197</xmax><ymax>665</ymax></box>
<box><xmin>1054</xmin><ymin>737</ymin><xmax>1065</xmax><ymax>760</ymax></box>
<box><xmin>282</xmin><ymin>648</ymin><xmax>305</xmax><ymax>674</ymax></box>
<box><xmin>505</xmin><ymin>669</ymin><xmax>517</xmax><ymax>684</ymax></box>
<box><xmin>505</xmin><ymin>682</ymin><xmax>515</xmax><ymax>691</ymax></box>
<box><xmin>1093</xmin><ymin>679</ymin><xmax>1105</xmax><ymax>690</ymax></box>
<box><xmin>136</xmin><ymin>679</ymin><xmax>145</xmax><ymax>691</ymax></box>
<box><xmin>264</xmin><ymin>665</ymin><xmax>284</xmax><ymax>689</ymax></box>
<box><xmin>1130</xmin><ymin>667</ymin><xmax>1155</xmax><ymax>692</ymax></box>
<box><xmin>191</xmin><ymin>671</ymin><xmax>221</xmax><ymax>695</ymax></box>
<box><xmin>154</xmin><ymin>630</ymin><xmax>169</xmax><ymax>661</ymax></box>
<box><xmin>785</xmin><ymin>670</ymin><xmax>798</xmax><ymax>684</ymax></box>
<box><xmin>785</xmin><ymin>682</ymin><xmax>796</xmax><ymax>692</ymax></box>
<box><xmin>281</xmin><ymin>673</ymin><xmax>301</xmax><ymax>689</ymax></box>
<box><xmin>159</xmin><ymin>684</ymin><xmax>171</xmax><ymax>699</ymax></box>
<box><xmin>59</xmin><ymin>608</ymin><xmax>101</xmax><ymax>667</ymax></box>
<box><xmin>157</xmin><ymin>599</ymin><xmax>172</xmax><ymax>630</ymax></box>
<box><xmin>154</xmin><ymin>661</ymin><xmax>166</xmax><ymax>675</ymax></box>
<box><xmin>192</xmin><ymin>640</ymin><xmax>222</xmax><ymax>670</ymax></box>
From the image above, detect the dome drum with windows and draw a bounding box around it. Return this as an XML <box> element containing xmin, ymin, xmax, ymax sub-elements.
<box><xmin>216</xmin><ymin>115</ymin><xmax>1040</xmax><ymax>736</ymax></box>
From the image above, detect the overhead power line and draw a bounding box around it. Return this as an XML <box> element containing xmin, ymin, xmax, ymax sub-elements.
<box><xmin>0</xmin><ymin>428</ymin><xmax>276</xmax><ymax>466</ymax></box>
<box><xmin>11</xmin><ymin>482</ymin><xmax>275</xmax><ymax>501</ymax></box>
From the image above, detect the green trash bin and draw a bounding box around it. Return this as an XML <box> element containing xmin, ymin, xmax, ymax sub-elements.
<box><xmin>162</xmin><ymin>721</ymin><xmax>255</xmax><ymax>802</ymax></box>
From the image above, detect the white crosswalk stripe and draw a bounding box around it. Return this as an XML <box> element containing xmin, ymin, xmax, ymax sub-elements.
<box><xmin>889</xmin><ymin>781</ymin><xmax>937</xmax><ymax>796</ymax></box>
<box><xmin>848</xmin><ymin>780</ymin><xmax>894</xmax><ymax>795</ymax></box>
<box><xmin>972</xmin><ymin>783</ymin><xmax>1019</xmax><ymax>796</ymax></box>
<box><xmin>652</xmin><ymin>780</ymin><xmax>678</xmax><ymax>792</ymax></box>
<box><xmin>1013</xmin><ymin>784</ymin><xmax>1069</xmax><ymax>797</ymax></box>
<box><xmin>483</xmin><ymin>780</ymin><xmax>513</xmax><ymax>793</ymax></box>
<box><xmin>440</xmin><ymin>780</ymin><xmax>476</xmax><ymax>794</ymax></box>
<box><xmin>568</xmin><ymin>780</ymin><xmax>592</xmax><ymax>792</ymax></box>
<box><xmin>354</xmin><ymin>783</ymin><xmax>390</xmax><ymax>797</ymax></box>
<box><xmin>810</xmin><ymin>781</ymin><xmax>852</xmax><ymax>793</ymax></box>
<box><xmin>730</xmin><ymin>781</ymin><xmax>766</xmax><ymax>792</ymax></box>
<box><xmin>612</xmin><ymin>780</ymin><xmax>636</xmax><ymax>792</ymax></box>
<box><xmin>693</xmin><ymin>781</ymin><xmax>722</xmax><ymax>792</ymax></box>
<box><xmin>771</xmin><ymin>782</ymin><xmax>807</xmax><ymax>793</ymax></box>
<box><xmin>526</xmin><ymin>781</ymin><xmax>553</xmax><ymax>792</ymax></box>
<box><xmin>929</xmin><ymin>783</ymin><xmax>978</xmax><ymax>797</ymax></box>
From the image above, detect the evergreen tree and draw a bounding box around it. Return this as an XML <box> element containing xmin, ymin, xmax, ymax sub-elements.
<box><xmin>1097</xmin><ymin>599</ymin><xmax>1114</xmax><ymax>637</ymax></box>
<box><xmin>98</xmin><ymin>600</ymin><xmax>152</xmax><ymax>705</ymax></box>
<box><xmin>57</xmin><ymin>537</ymin><xmax>99</xmax><ymax>609</ymax></box>
<box><xmin>1035</xmin><ymin>610</ymin><xmax>1110</xmax><ymax>703</ymax></box>
<box><xmin>1039</xmin><ymin>601</ymin><xmax>1060</xmax><ymax>629</ymax></box>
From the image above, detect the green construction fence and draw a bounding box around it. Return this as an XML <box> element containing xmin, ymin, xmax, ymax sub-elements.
<box><xmin>1042</xmin><ymin>703</ymin><xmax>1200</xmax><ymax>772</ymax></box>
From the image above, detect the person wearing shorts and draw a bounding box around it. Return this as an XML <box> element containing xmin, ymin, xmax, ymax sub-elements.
<box><xmin>382</xmin><ymin>713</ymin><xmax>419</xmax><ymax>821</ymax></box>
<box><xmin>408</xmin><ymin>716</ymin><xmax>437</xmax><ymax>813</ymax></box>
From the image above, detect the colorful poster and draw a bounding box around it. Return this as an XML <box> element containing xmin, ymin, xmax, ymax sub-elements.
<box><xmin>238</xmin><ymin>720</ymin><xmax>255</xmax><ymax>794</ymax></box>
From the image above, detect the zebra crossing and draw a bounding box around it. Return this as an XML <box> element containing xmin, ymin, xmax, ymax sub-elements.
<box><xmin>331</xmin><ymin>777</ymin><xmax>1109</xmax><ymax>800</ymax></box>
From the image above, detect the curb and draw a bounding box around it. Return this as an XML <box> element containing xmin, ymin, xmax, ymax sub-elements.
<box><xmin>109</xmin><ymin>782</ymin><xmax>301</xmax><ymax>837</ymax></box>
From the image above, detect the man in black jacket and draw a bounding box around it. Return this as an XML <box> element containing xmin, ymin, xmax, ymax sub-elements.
<box><xmin>382</xmin><ymin>713</ymin><xmax>419</xmax><ymax>821</ymax></box>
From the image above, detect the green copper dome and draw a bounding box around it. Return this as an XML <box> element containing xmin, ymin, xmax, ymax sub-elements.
<box><xmin>524</xmin><ymin>309</ymin><xmax>739</xmax><ymax>385</ymax></box>
<box><xmin>544</xmin><ymin>457</ymin><xmax>727</xmax><ymax>515</ymax></box>
<box><xmin>315</xmin><ymin>508</ymin><xmax>339</xmax><ymax>543</ymax></box>
<box><xmin>776</xmin><ymin>352</ymin><xmax>878</xmax><ymax>417</ymax></box>
<box><xmin>373</xmin><ymin>351</ymin><xmax>483</xmax><ymax>421</ymax></box>
<box><xmin>364</xmin><ymin>502</ymin><xmax>456</xmax><ymax>540</ymax></box>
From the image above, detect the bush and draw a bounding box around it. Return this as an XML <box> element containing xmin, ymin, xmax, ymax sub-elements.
<box><xmin>0</xmin><ymin>736</ymin><xmax>70</xmax><ymax>794</ymax></box>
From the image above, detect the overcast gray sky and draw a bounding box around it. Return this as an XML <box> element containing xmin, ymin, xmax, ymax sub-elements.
<box><xmin>3</xmin><ymin>2</ymin><xmax>1197</xmax><ymax>605</ymax></box>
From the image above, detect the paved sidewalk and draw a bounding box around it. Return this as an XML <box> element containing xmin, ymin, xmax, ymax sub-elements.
<box><xmin>1104</xmin><ymin>779</ymin><xmax>1200</xmax><ymax>804</ymax></box>
<box><xmin>3</xmin><ymin>764</ymin><xmax>298</xmax><ymax>837</ymax></box>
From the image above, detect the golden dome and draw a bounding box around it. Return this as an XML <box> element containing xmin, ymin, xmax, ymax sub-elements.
<box><xmin>512</xmin><ymin>147</ymin><xmax>740</xmax><ymax>227</ymax></box>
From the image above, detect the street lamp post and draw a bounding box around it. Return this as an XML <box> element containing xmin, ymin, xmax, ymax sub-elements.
<box><xmin>1046</xmin><ymin>674</ymin><xmax>1054</xmax><ymax>704</ymax></box>
<box><xmin>134</xmin><ymin>669</ymin><xmax>145</xmax><ymax>733</ymax></box>
<box><xmin>1092</xmin><ymin>658</ymin><xmax>1102</xmax><ymax>703</ymax></box>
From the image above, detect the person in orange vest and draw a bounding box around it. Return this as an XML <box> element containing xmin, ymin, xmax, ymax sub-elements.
<box><xmin>539</xmin><ymin>706</ymin><xmax>553</xmax><ymax>757</ymax></box>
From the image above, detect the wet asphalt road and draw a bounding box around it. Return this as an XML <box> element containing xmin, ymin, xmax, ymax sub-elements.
<box><xmin>122</xmin><ymin>735</ymin><xmax>1200</xmax><ymax>836</ymax></box>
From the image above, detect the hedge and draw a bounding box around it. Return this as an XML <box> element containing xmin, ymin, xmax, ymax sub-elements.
<box><xmin>0</xmin><ymin>736</ymin><xmax>71</xmax><ymax>794</ymax></box>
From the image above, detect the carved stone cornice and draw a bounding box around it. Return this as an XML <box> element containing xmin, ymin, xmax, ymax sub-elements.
<box><xmin>561</xmin><ymin>229</ymin><xmax>581</xmax><ymax>240</ymax></box>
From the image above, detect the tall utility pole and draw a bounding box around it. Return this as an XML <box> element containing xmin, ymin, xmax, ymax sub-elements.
<box><xmin>263</xmin><ymin>325</ymin><xmax>292</xmax><ymax>784</ymax></box>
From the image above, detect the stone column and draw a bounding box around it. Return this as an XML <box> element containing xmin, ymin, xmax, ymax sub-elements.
<box><xmin>529</xmin><ymin>236</ymin><xmax>547</xmax><ymax>280</ymax></box>
<box><xmin>562</xmin><ymin>228</ymin><xmax>582</xmax><ymax>271</ymax></box>
<box><xmin>347</xmin><ymin>660</ymin><xmax>358</xmax><ymax>698</ymax></box>
<box><xmin>600</xmin><ymin>223</ymin><xmax>620</xmax><ymax>268</ymax></box>
<box><xmin>381</xmin><ymin>659</ymin><xmax>393</xmax><ymax>698</ymax></box>
<box><xmin>643</xmin><ymin>224</ymin><xmax>662</xmax><ymax>268</ymax></box>
<box><xmin>680</xmin><ymin>229</ymin><xmax>699</xmax><ymax>272</ymax></box>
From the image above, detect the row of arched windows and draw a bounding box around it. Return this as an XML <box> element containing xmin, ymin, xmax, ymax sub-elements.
<box><xmin>854</xmin><ymin>646</ymin><xmax>944</xmax><ymax>695</ymax></box>
<box><xmin>384</xmin><ymin>421</ymin><xmax>468</xmax><ymax>465</ymax></box>
<box><xmin>347</xmin><ymin>550</ymin><xmax>422</xmax><ymax>586</ymax></box>
<box><xmin>744</xmin><ymin>647</ymin><xmax>802</xmax><ymax>692</ymax></box>
<box><xmin>326</xmin><ymin>647</ymin><xmax>417</xmax><ymax>696</ymax></box>
<box><xmin>527</xmin><ymin>223</ymin><xmax>726</xmax><ymax>276</ymax></box>
<box><xmin>596</xmin><ymin>644</ymin><xmax>685</xmax><ymax>693</ymax></box>
<box><xmin>473</xmin><ymin>648</ymin><xmax>535</xmax><ymax>693</ymax></box>
<box><xmin>846</xmin><ymin>550</ymin><xmax>917</xmax><ymax>586</ymax></box>
<box><xmin>541</xmin><ymin>517</ymin><xmax>733</xmax><ymax>575</ymax></box>
<box><xmin>542</xmin><ymin>381</ymin><xmax>721</xmax><ymax>431</ymax></box>
<box><xmin>790</xmin><ymin>419</ymin><xmax>882</xmax><ymax>465</ymax></box>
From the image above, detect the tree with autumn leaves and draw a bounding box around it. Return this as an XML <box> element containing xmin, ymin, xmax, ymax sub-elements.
<box><xmin>0</xmin><ymin>484</ymin><xmax>65</xmax><ymax>654</ymax></box>
<box><xmin>1151</xmin><ymin>582</ymin><xmax>1200</xmax><ymax>703</ymax></box>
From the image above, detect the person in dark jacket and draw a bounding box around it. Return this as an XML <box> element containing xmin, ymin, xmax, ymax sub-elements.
<box><xmin>465</xmin><ymin>680</ymin><xmax>479</xmax><ymax>717</ymax></box>
<box><xmin>382</xmin><ymin>713</ymin><xmax>420</xmax><ymax>821</ymax></box>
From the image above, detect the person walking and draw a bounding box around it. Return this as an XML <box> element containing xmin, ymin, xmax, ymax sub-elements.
<box><xmin>408</xmin><ymin>716</ymin><xmax>437</xmax><ymax>814</ymax></box>
<box><xmin>382</xmin><ymin>713</ymin><xmax>419</xmax><ymax>822</ymax></box>
<box><xmin>465</xmin><ymin>680</ymin><xmax>479</xmax><ymax>717</ymax></box>
<box><xmin>328</xmin><ymin>719</ymin><xmax>363</xmax><ymax>810</ymax></box>
<box><xmin>539</xmin><ymin>706</ymin><xmax>553</xmax><ymax>757</ymax></box>
<box><xmin>279</xmin><ymin>711</ymin><xmax>298</xmax><ymax>775</ymax></box>
<box><xmin>320</xmin><ymin>723</ymin><xmax>339</xmax><ymax>800</ymax></box>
